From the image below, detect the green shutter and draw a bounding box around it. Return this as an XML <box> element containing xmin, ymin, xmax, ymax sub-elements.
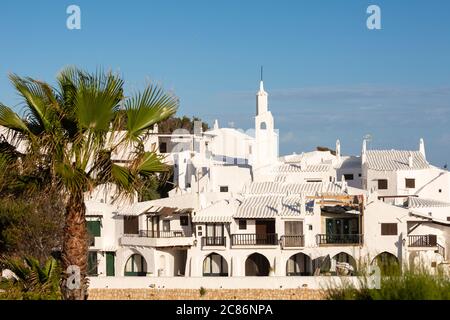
<box><xmin>106</xmin><ymin>252</ymin><xmax>115</xmax><ymax>276</ymax></box>
<box><xmin>87</xmin><ymin>220</ymin><xmax>101</xmax><ymax>237</ymax></box>
<box><xmin>87</xmin><ymin>252</ymin><xmax>98</xmax><ymax>276</ymax></box>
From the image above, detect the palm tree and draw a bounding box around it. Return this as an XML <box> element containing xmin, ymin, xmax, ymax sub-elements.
<box><xmin>0</xmin><ymin>67</ymin><xmax>178</xmax><ymax>299</ymax></box>
<box><xmin>0</xmin><ymin>255</ymin><xmax>61</xmax><ymax>299</ymax></box>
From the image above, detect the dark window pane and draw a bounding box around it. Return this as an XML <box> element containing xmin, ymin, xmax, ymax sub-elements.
<box><xmin>381</xmin><ymin>223</ymin><xmax>397</xmax><ymax>235</ymax></box>
<box><xmin>378</xmin><ymin>179</ymin><xmax>388</xmax><ymax>190</ymax></box>
<box><xmin>343</xmin><ymin>174</ymin><xmax>354</xmax><ymax>181</ymax></box>
<box><xmin>405</xmin><ymin>178</ymin><xmax>415</xmax><ymax>188</ymax></box>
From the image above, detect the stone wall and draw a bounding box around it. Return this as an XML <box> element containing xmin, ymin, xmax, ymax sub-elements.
<box><xmin>88</xmin><ymin>288</ymin><xmax>325</xmax><ymax>300</ymax></box>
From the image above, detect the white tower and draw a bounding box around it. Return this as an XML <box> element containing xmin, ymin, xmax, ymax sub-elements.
<box><xmin>419</xmin><ymin>138</ymin><xmax>426</xmax><ymax>159</ymax></box>
<box><xmin>336</xmin><ymin>139</ymin><xmax>341</xmax><ymax>162</ymax></box>
<box><xmin>254</xmin><ymin>68</ymin><xmax>277</xmax><ymax>168</ymax></box>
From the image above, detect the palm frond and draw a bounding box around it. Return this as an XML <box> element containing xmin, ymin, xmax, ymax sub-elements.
<box><xmin>0</xmin><ymin>104</ymin><xmax>30</xmax><ymax>134</ymax></box>
<box><xmin>124</xmin><ymin>84</ymin><xmax>178</xmax><ymax>141</ymax></box>
<box><xmin>74</xmin><ymin>70</ymin><xmax>124</xmax><ymax>133</ymax></box>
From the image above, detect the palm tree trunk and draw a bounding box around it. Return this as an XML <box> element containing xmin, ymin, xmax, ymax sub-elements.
<box><xmin>61</xmin><ymin>191</ymin><xmax>89</xmax><ymax>300</ymax></box>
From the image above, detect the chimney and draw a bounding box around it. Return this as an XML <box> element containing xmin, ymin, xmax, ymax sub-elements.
<box><xmin>419</xmin><ymin>138</ymin><xmax>426</xmax><ymax>159</ymax></box>
<box><xmin>336</xmin><ymin>139</ymin><xmax>341</xmax><ymax>162</ymax></box>
<box><xmin>361</xmin><ymin>140</ymin><xmax>367</xmax><ymax>164</ymax></box>
<box><xmin>213</xmin><ymin>119</ymin><xmax>219</xmax><ymax>130</ymax></box>
<box><xmin>408</xmin><ymin>152</ymin><xmax>413</xmax><ymax>168</ymax></box>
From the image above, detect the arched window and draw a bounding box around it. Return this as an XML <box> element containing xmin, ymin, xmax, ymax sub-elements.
<box><xmin>260</xmin><ymin>122</ymin><xmax>267</xmax><ymax>130</ymax></box>
<box><xmin>373</xmin><ymin>252</ymin><xmax>400</xmax><ymax>275</ymax></box>
<box><xmin>245</xmin><ymin>253</ymin><xmax>270</xmax><ymax>276</ymax></box>
<box><xmin>286</xmin><ymin>253</ymin><xmax>312</xmax><ymax>276</ymax></box>
<box><xmin>125</xmin><ymin>254</ymin><xmax>147</xmax><ymax>276</ymax></box>
<box><xmin>203</xmin><ymin>253</ymin><xmax>228</xmax><ymax>276</ymax></box>
<box><xmin>332</xmin><ymin>252</ymin><xmax>357</xmax><ymax>275</ymax></box>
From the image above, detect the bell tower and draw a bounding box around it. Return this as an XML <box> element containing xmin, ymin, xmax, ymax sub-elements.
<box><xmin>254</xmin><ymin>67</ymin><xmax>277</xmax><ymax>168</ymax></box>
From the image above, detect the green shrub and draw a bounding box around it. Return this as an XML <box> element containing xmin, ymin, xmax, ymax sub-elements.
<box><xmin>325</xmin><ymin>264</ymin><xmax>450</xmax><ymax>300</ymax></box>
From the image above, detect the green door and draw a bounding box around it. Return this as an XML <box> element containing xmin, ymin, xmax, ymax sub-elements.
<box><xmin>106</xmin><ymin>252</ymin><xmax>115</xmax><ymax>276</ymax></box>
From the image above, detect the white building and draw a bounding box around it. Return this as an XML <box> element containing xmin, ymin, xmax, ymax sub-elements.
<box><xmin>3</xmin><ymin>79</ymin><xmax>448</xmax><ymax>285</ymax></box>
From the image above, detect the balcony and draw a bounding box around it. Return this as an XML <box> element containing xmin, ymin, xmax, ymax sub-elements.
<box><xmin>120</xmin><ymin>229</ymin><xmax>193</xmax><ymax>247</ymax></box>
<box><xmin>408</xmin><ymin>234</ymin><xmax>437</xmax><ymax>247</ymax></box>
<box><xmin>139</xmin><ymin>230</ymin><xmax>191</xmax><ymax>238</ymax></box>
<box><xmin>281</xmin><ymin>235</ymin><xmax>304</xmax><ymax>248</ymax></box>
<box><xmin>201</xmin><ymin>236</ymin><xmax>227</xmax><ymax>247</ymax></box>
<box><xmin>231</xmin><ymin>233</ymin><xmax>278</xmax><ymax>246</ymax></box>
<box><xmin>316</xmin><ymin>234</ymin><xmax>363</xmax><ymax>245</ymax></box>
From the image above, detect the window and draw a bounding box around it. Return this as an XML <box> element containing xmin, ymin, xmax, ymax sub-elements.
<box><xmin>123</xmin><ymin>216</ymin><xmax>139</xmax><ymax>235</ymax></box>
<box><xmin>439</xmin><ymin>189</ymin><xmax>442</xmax><ymax>193</ymax></box>
<box><xmin>307</xmin><ymin>179</ymin><xmax>322</xmax><ymax>183</ymax></box>
<box><xmin>203</xmin><ymin>253</ymin><xmax>228</xmax><ymax>276</ymax></box>
<box><xmin>381</xmin><ymin>223</ymin><xmax>398</xmax><ymax>236</ymax></box>
<box><xmin>87</xmin><ymin>252</ymin><xmax>98</xmax><ymax>276</ymax></box>
<box><xmin>447</xmin><ymin>217</ymin><xmax>450</xmax><ymax>221</ymax></box>
<box><xmin>125</xmin><ymin>254</ymin><xmax>147</xmax><ymax>276</ymax></box>
<box><xmin>239</xmin><ymin>220</ymin><xmax>247</xmax><ymax>230</ymax></box>
<box><xmin>220</xmin><ymin>186</ymin><xmax>229</xmax><ymax>193</ymax></box>
<box><xmin>358</xmin><ymin>173</ymin><xmax>362</xmax><ymax>177</ymax></box>
<box><xmin>180</xmin><ymin>216</ymin><xmax>189</xmax><ymax>226</ymax></box>
<box><xmin>405</xmin><ymin>178</ymin><xmax>415</xmax><ymax>189</ymax></box>
<box><xmin>285</xmin><ymin>221</ymin><xmax>303</xmax><ymax>235</ymax></box>
<box><xmin>87</xmin><ymin>220</ymin><xmax>101</xmax><ymax>237</ymax></box>
<box><xmin>159</xmin><ymin>142</ymin><xmax>167</xmax><ymax>153</ymax></box>
<box><xmin>162</xmin><ymin>220</ymin><xmax>170</xmax><ymax>232</ymax></box>
<box><xmin>378</xmin><ymin>179</ymin><xmax>388</xmax><ymax>190</ymax></box>
<box><xmin>343</xmin><ymin>174</ymin><xmax>354</xmax><ymax>181</ymax></box>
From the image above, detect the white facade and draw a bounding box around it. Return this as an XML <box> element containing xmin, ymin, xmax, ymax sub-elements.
<box><xmin>80</xmin><ymin>80</ymin><xmax>449</xmax><ymax>285</ymax></box>
<box><xmin>3</xmin><ymin>80</ymin><xmax>447</xmax><ymax>287</ymax></box>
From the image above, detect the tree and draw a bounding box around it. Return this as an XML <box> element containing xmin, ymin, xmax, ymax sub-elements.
<box><xmin>0</xmin><ymin>67</ymin><xmax>178</xmax><ymax>299</ymax></box>
<box><xmin>0</xmin><ymin>256</ymin><xmax>61</xmax><ymax>300</ymax></box>
<box><xmin>157</xmin><ymin>115</ymin><xmax>209</xmax><ymax>133</ymax></box>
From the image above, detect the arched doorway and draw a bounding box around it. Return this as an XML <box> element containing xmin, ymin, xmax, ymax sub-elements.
<box><xmin>203</xmin><ymin>253</ymin><xmax>228</xmax><ymax>276</ymax></box>
<box><xmin>332</xmin><ymin>252</ymin><xmax>357</xmax><ymax>275</ymax></box>
<box><xmin>373</xmin><ymin>252</ymin><xmax>400</xmax><ymax>275</ymax></box>
<box><xmin>245</xmin><ymin>253</ymin><xmax>270</xmax><ymax>276</ymax></box>
<box><xmin>286</xmin><ymin>253</ymin><xmax>312</xmax><ymax>276</ymax></box>
<box><xmin>124</xmin><ymin>254</ymin><xmax>147</xmax><ymax>276</ymax></box>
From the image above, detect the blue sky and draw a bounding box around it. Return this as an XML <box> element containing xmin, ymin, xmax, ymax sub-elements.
<box><xmin>1</xmin><ymin>0</ymin><xmax>450</xmax><ymax>166</ymax></box>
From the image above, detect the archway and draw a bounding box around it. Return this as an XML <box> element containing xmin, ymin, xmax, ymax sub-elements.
<box><xmin>203</xmin><ymin>253</ymin><xmax>228</xmax><ymax>276</ymax></box>
<box><xmin>286</xmin><ymin>253</ymin><xmax>312</xmax><ymax>276</ymax></box>
<box><xmin>373</xmin><ymin>252</ymin><xmax>400</xmax><ymax>275</ymax></box>
<box><xmin>245</xmin><ymin>253</ymin><xmax>270</xmax><ymax>276</ymax></box>
<box><xmin>332</xmin><ymin>252</ymin><xmax>357</xmax><ymax>275</ymax></box>
<box><xmin>124</xmin><ymin>254</ymin><xmax>147</xmax><ymax>276</ymax></box>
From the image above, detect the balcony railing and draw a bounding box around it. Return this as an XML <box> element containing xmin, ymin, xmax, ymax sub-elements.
<box><xmin>231</xmin><ymin>233</ymin><xmax>278</xmax><ymax>246</ymax></box>
<box><xmin>408</xmin><ymin>234</ymin><xmax>437</xmax><ymax>247</ymax></box>
<box><xmin>316</xmin><ymin>234</ymin><xmax>363</xmax><ymax>245</ymax></box>
<box><xmin>437</xmin><ymin>244</ymin><xmax>446</xmax><ymax>259</ymax></box>
<box><xmin>201</xmin><ymin>236</ymin><xmax>226</xmax><ymax>247</ymax></box>
<box><xmin>281</xmin><ymin>235</ymin><xmax>304</xmax><ymax>248</ymax></box>
<box><xmin>137</xmin><ymin>230</ymin><xmax>192</xmax><ymax>238</ymax></box>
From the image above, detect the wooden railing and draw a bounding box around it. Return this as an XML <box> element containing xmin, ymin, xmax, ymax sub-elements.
<box><xmin>408</xmin><ymin>234</ymin><xmax>437</xmax><ymax>247</ymax></box>
<box><xmin>231</xmin><ymin>233</ymin><xmax>278</xmax><ymax>246</ymax></box>
<box><xmin>281</xmin><ymin>235</ymin><xmax>304</xmax><ymax>248</ymax></box>
<box><xmin>201</xmin><ymin>236</ymin><xmax>226</xmax><ymax>247</ymax></box>
<box><xmin>316</xmin><ymin>234</ymin><xmax>363</xmax><ymax>245</ymax></box>
<box><xmin>437</xmin><ymin>244</ymin><xmax>446</xmax><ymax>259</ymax></box>
<box><xmin>138</xmin><ymin>230</ymin><xmax>192</xmax><ymax>238</ymax></box>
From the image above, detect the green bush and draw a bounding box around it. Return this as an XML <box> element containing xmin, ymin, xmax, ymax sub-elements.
<box><xmin>0</xmin><ymin>256</ymin><xmax>62</xmax><ymax>300</ymax></box>
<box><xmin>325</xmin><ymin>265</ymin><xmax>450</xmax><ymax>300</ymax></box>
